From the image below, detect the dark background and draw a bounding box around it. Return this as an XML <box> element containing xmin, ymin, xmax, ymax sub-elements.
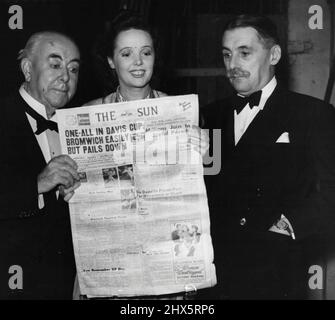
<box><xmin>0</xmin><ymin>0</ymin><xmax>288</xmax><ymax>107</ymax></box>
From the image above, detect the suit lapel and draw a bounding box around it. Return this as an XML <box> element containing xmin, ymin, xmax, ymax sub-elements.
<box><xmin>241</xmin><ymin>86</ymin><xmax>289</xmax><ymax>145</ymax></box>
<box><xmin>222</xmin><ymin>101</ymin><xmax>235</xmax><ymax>160</ymax></box>
<box><xmin>226</xmin><ymin>86</ymin><xmax>291</xmax><ymax>166</ymax></box>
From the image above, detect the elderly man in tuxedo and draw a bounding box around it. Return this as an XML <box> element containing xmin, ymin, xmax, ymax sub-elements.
<box><xmin>0</xmin><ymin>31</ymin><xmax>81</xmax><ymax>299</ymax></box>
<box><xmin>202</xmin><ymin>14</ymin><xmax>335</xmax><ymax>299</ymax></box>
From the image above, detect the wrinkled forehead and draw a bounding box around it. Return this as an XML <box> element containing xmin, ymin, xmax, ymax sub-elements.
<box><xmin>222</xmin><ymin>27</ymin><xmax>264</xmax><ymax>49</ymax></box>
<box><xmin>34</xmin><ymin>35</ymin><xmax>80</xmax><ymax>62</ymax></box>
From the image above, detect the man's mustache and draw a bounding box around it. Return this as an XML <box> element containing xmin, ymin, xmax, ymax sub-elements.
<box><xmin>227</xmin><ymin>68</ymin><xmax>250</xmax><ymax>78</ymax></box>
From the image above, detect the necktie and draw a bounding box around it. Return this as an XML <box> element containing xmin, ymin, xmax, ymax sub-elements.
<box><xmin>23</xmin><ymin>103</ymin><xmax>58</xmax><ymax>135</ymax></box>
<box><xmin>232</xmin><ymin>90</ymin><xmax>262</xmax><ymax>114</ymax></box>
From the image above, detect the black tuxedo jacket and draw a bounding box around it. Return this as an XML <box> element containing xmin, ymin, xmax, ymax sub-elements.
<box><xmin>204</xmin><ymin>85</ymin><xmax>335</xmax><ymax>241</ymax></box>
<box><xmin>0</xmin><ymin>92</ymin><xmax>75</xmax><ymax>299</ymax></box>
<box><xmin>201</xmin><ymin>85</ymin><xmax>335</xmax><ymax>299</ymax></box>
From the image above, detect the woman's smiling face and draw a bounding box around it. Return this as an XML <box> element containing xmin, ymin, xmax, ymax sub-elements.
<box><xmin>108</xmin><ymin>28</ymin><xmax>155</xmax><ymax>92</ymax></box>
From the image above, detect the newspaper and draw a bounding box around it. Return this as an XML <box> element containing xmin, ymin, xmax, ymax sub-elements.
<box><xmin>57</xmin><ymin>94</ymin><xmax>217</xmax><ymax>297</ymax></box>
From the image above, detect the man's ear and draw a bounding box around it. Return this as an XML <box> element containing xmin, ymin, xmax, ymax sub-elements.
<box><xmin>107</xmin><ymin>57</ymin><xmax>115</xmax><ymax>69</ymax></box>
<box><xmin>270</xmin><ymin>45</ymin><xmax>281</xmax><ymax>66</ymax></box>
<box><xmin>20</xmin><ymin>58</ymin><xmax>32</xmax><ymax>82</ymax></box>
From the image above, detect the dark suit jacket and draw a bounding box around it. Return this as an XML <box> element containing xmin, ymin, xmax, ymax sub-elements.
<box><xmin>201</xmin><ymin>85</ymin><xmax>335</xmax><ymax>298</ymax></box>
<box><xmin>0</xmin><ymin>92</ymin><xmax>75</xmax><ymax>299</ymax></box>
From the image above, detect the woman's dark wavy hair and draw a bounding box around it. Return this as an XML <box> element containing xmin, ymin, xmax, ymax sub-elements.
<box><xmin>92</xmin><ymin>10</ymin><xmax>157</xmax><ymax>94</ymax></box>
<box><xmin>105</xmin><ymin>10</ymin><xmax>156</xmax><ymax>58</ymax></box>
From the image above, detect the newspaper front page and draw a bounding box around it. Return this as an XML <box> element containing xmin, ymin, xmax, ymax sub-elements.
<box><xmin>57</xmin><ymin>94</ymin><xmax>217</xmax><ymax>297</ymax></box>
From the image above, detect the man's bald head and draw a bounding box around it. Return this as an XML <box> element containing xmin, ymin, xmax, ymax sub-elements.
<box><xmin>18</xmin><ymin>31</ymin><xmax>78</xmax><ymax>61</ymax></box>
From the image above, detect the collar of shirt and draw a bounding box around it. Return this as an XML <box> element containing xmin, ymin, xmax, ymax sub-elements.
<box><xmin>19</xmin><ymin>84</ymin><xmax>60</xmax><ymax>161</ymax></box>
<box><xmin>19</xmin><ymin>84</ymin><xmax>58</xmax><ymax>122</ymax></box>
<box><xmin>234</xmin><ymin>76</ymin><xmax>277</xmax><ymax>145</ymax></box>
<box><xmin>238</xmin><ymin>76</ymin><xmax>277</xmax><ymax>110</ymax></box>
<box><xmin>236</xmin><ymin>76</ymin><xmax>277</xmax><ymax>111</ymax></box>
<box><xmin>256</xmin><ymin>75</ymin><xmax>277</xmax><ymax>110</ymax></box>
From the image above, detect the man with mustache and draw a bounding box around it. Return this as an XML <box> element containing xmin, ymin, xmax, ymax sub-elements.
<box><xmin>202</xmin><ymin>15</ymin><xmax>335</xmax><ymax>299</ymax></box>
<box><xmin>0</xmin><ymin>31</ymin><xmax>81</xmax><ymax>299</ymax></box>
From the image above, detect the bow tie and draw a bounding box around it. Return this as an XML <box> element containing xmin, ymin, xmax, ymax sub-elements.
<box><xmin>232</xmin><ymin>90</ymin><xmax>262</xmax><ymax>114</ymax></box>
<box><xmin>23</xmin><ymin>103</ymin><xmax>58</xmax><ymax>135</ymax></box>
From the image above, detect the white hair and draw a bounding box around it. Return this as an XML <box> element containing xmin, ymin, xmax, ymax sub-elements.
<box><xmin>17</xmin><ymin>31</ymin><xmax>76</xmax><ymax>61</ymax></box>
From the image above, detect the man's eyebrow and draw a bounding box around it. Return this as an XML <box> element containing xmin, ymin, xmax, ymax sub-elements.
<box><xmin>222</xmin><ymin>46</ymin><xmax>231</xmax><ymax>51</ymax></box>
<box><xmin>237</xmin><ymin>45</ymin><xmax>252</xmax><ymax>50</ymax></box>
<box><xmin>70</xmin><ymin>58</ymin><xmax>81</xmax><ymax>64</ymax></box>
<box><xmin>48</xmin><ymin>53</ymin><xmax>62</xmax><ymax>60</ymax></box>
<box><xmin>48</xmin><ymin>54</ymin><xmax>81</xmax><ymax>64</ymax></box>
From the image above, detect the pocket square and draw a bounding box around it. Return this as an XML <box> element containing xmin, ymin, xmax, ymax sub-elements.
<box><xmin>276</xmin><ymin>132</ymin><xmax>290</xmax><ymax>143</ymax></box>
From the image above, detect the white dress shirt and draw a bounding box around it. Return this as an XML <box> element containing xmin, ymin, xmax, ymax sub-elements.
<box><xmin>19</xmin><ymin>85</ymin><xmax>61</xmax><ymax>208</ymax></box>
<box><xmin>234</xmin><ymin>76</ymin><xmax>277</xmax><ymax>145</ymax></box>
